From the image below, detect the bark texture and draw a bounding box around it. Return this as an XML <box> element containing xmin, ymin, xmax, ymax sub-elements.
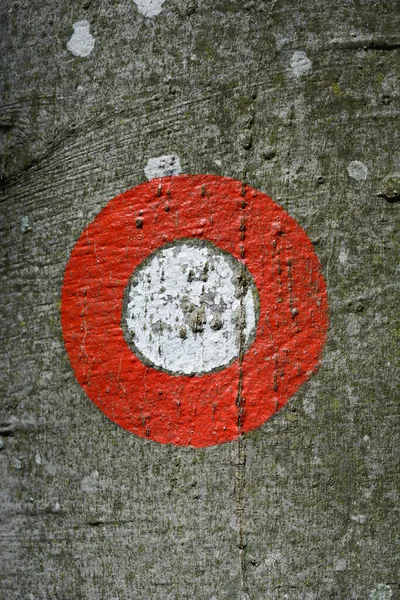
<box><xmin>1</xmin><ymin>0</ymin><xmax>399</xmax><ymax>598</ymax></box>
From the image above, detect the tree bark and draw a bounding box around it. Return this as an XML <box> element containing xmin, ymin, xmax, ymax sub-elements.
<box><xmin>1</xmin><ymin>1</ymin><xmax>399</xmax><ymax>598</ymax></box>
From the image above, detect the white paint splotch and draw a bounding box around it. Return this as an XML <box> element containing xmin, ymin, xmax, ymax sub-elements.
<box><xmin>144</xmin><ymin>154</ymin><xmax>181</xmax><ymax>180</ymax></box>
<box><xmin>290</xmin><ymin>50</ymin><xmax>312</xmax><ymax>77</ymax></box>
<box><xmin>67</xmin><ymin>21</ymin><xmax>95</xmax><ymax>57</ymax></box>
<box><xmin>124</xmin><ymin>241</ymin><xmax>259</xmax><ymax>375</ymax></box>
<box><xmin>133</xmin><ymin>0</ymin><xmax>166</xmax><ymax>17</ymax></box>
<box><xmin>347</xmin><ymin>160</ymin><xmax>368</xmax><ymax>181</ymax></box>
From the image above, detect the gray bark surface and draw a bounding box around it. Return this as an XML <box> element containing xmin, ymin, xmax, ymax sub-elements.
<box><xmin>1</xmin><ymin>1</ymin><xmax>399</xmax><ymax>599</ymax></box>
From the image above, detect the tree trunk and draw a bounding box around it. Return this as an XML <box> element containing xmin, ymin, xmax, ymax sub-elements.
<box><xmin>1</xmin><ymin>1</ymin><xmax>399</xmax><ymax>599</ymax></box>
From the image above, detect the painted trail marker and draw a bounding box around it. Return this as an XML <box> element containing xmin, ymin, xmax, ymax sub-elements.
<box><xmin>61</xmin><ymin>175</ymin><xmax>328</xmax><ymax>447</ymax></box>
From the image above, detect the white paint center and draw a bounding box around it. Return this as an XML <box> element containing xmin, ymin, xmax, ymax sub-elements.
<box><xmin>123</xmin><ymin>241</ymin><xmax>259</xmax><ymax>375</ymax></box>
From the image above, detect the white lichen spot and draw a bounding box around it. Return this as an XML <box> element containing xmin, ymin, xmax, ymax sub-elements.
<box><xmin>35</xmin><ymin>453</ymin><xmax>41</xmax><ymax>465</ymax></box>
<box><xmin>67</xmin><ymin>21</ymin><xmax>95</xmax><ymax>57</ymax></box>
<box><xmin>53</xmin><ymin>501</ymin><xmax>61</xmax><ymax>512</ymax></box>
<box><xmin>133</xmin><ymin>0</ymin><xmax>166</xmax><ymax>17</ymax></box>
<box><xmin>303</xmin><ymin>397</ymin><xmax>316</xmax><ymax>419</ymax></box>
<box><xmin>0</xmin><ymin>437</ymin><xmax>3</xmax><ymax>450</ymax></box>
<box><xmin>347</xmin><ymin>160</ymin><xmax>368</xmax><ymax>181</ymax></box>
<box><xmin>338</xmin><ymin>246</ymin><xmax>348</xmax><ymax>266</ymax></box>
<box><xmin>334</xmin><ymin>558</ymin><xmax>347</xmax><ymax>572</ymax></box>
<box><xmin>21</xmin><ymin>216</ymin><xmax>30</xmax><ymax>233</ymax></box>
<box><xmin>144</xmin><ymin>154</ymin><xmax>181</xmax><ymax>180</ymax></box>
<box><xmin>276</xmin><ymin>464</ymin><xmax>287</xmax><ymax>478</ymax></box>
<box><xmin>13</xmin><ymin>457</ymin><xmax>22</xmax><ymax>470</ymax></box>
<box><xmin>81</xmin><ymin>470</ymin><xmax>103</xmax><ymax>493</ymax></box>
<box><xmin>351</xmin><ymin>514</ymin><xmax>367</xmax><ymax>523</ymax></box>
<box><xmin>44</xmin><ymin>462</ymin><xmax>57</xmax><ymax>476</ymax></box>
<box><xmin>290</xmin><ymin>50</ymin><xmax>312</xmax><ymax>77</ymax></box>
<box><xmin>369</xmin><ymin>584</ymin><xmax>393</xmax><ymax>600</ymax></box>
<box><xmin>229</xmin><ymin>513</ymin><xmax>238</xmax><ymax>531</ymax></box>
<box><xmin>275</xmin><ymin>33</ymin><xmax>291</xmax><ymax>49</ymax></box>
<box><xmin>346</xmin><ymin>313</ymin><xmax>361</xmax><ymax>337</ymax></box>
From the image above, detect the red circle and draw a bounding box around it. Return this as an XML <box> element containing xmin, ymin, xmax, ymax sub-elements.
<box><xmin>61</xmin><ymin>175</ymin><xmax>328</xmax><ymax>447</ymax></box>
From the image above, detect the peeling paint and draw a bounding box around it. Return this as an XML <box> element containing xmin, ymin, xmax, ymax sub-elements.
<box><xmin>290</xmin><ymin>50</ymin><xmax>312</xmax><ymax>77</ymax></box>
<box><xmin>67</xmin><ymin>21</ymin><xmax>95</xmax><ymax>57</ymax></box>
<box><xmin>133</xmin><ymin>0</ymin><xmax>166</xmax><ymax>17</ymax></box>
<box><xmin>347</xmin><ymin>160</ymin><xmax>368</xmax><ymax>181</ymax></box>
<box><xmin>144</xmin><ymin>154</ymin><xmax>181</xmax><ymax>180</ymax></box>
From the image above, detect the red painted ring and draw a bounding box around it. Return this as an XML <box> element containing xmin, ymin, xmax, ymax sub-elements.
<box><xmin>61</xmin><ymin>175</ymin><xmax>328</xmax><ymax>447</ymax></box>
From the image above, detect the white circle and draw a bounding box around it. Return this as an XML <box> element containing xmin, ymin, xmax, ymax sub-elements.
<box><xmin>123</xmin><ymin>240</ymin><xmax>259</xmax><ymax>375</ymax></box>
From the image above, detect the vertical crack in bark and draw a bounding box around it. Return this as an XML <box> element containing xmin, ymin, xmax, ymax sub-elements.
<box><xmin>234</xmin><ymin>11</ymin><xmax>280</xmax><ymax>588</ymax></box>
<box><xmin>234</xmin><ymin>194</ymin><xmax>250</xmax><ymax>600</ymax></box>
<box><xmin>235</xmin><ymin>434</ymin><xmax>249</xmax><ymax>600</ymax></box>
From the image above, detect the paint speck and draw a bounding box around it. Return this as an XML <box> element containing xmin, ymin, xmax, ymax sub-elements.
<box><xmin>67</xmin><ymin>20</ymin><xmax>95</xmax><ymax>57</ymax></box>
<box><xmin>369</xmin><ymin>584</ymin><xmax>393</xmax><ymax>600</ymax></box>
<box><xmin>54</xmin><ymin>501</ymin><xmax>61</xmax><ymax>512</ymax></box>
<box><xmin>290</xmin><ymin>51</ymin><xmax>312</xmax><ymax>77</ymax></box>
<box><xmin>334</xmin><ymin>558</ymin><xmax>347</xmax><ymax>571</ymax></box>
<box><xmin>144</xmin><ymin>154</ymin><xmax>181</xmax><ymax>180</ymax></box>
<box><xmin>35</xmin><ymin>453</ymin><xmax>41</xmax><ymax>465</ymax></box>
<box><xmin>133</xmin><ymin>0</ymin><xmax>166</xmax><ymax>17</ymax></box>
<box><xmin>347</xmin><ymin>160</ymin><xmax>368</xmax><ymax>181</ymax></box>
